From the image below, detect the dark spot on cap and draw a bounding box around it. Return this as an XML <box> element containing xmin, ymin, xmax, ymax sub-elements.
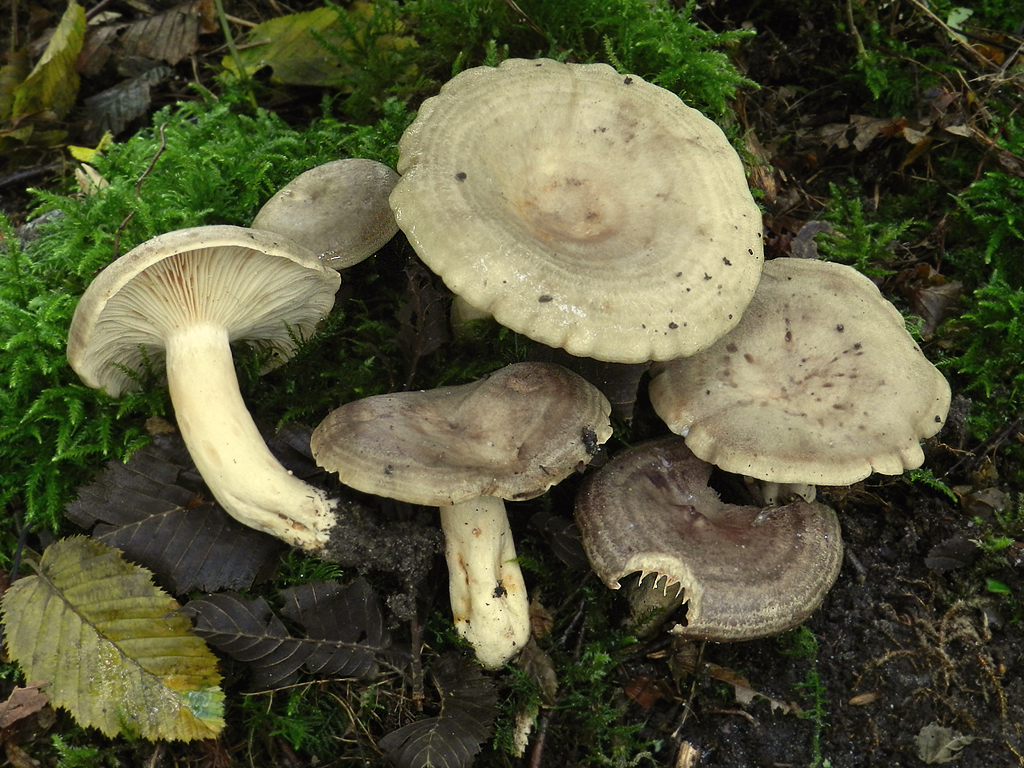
<box><xmin>853</xmin><ymin>342</ymin><xmax>862</xmax><ymax>350</ymax></box>
<box><xmin>747</xmin><ymin>248</ymin><xmax>754</xmax><ymax>255</ymax></box>
<box><xmin>623</xmin><ymin>76</ymin><xmax>634</xmax><ymax>85</ymax></box>
<box><xmin>785</xmin><ymin>330</ymin><xmax>793</xmax><ymax>342</ymax></box>
<box><xmin>744</xmin><ymin>353</ymin><xmax>754</xmax><ymax>363</ymax></box>
<box><xmin>455</xmin><ymin>171</ymin><xmax>467</xmax><ymax>181</ymax></box>
<box><xmin>668</xmin><ymin>322</ymin><xmax>678</xmax><ymax>329</ymax></box>
<box><xmin>836</xmin><ymin>324</ymin><xmax>844</xmax><ymax>332</ymax></box>
<box><xmin>723</xmin><ymin>257</ymin><xmax>732</xmax><ymax>266</ymax></box>
<box><xmin>538</xmin><ymin>295</ymin><xmax>553</xmax><ymax>303</ymax></box>
<box><xmin>582</xmin><ymin>426</ymin><xmax>599</xmax><ymax>455</ymax></box>
<box><xmin>726</xmin><ymin>343</ymin><xmax>738</xmax><ymax>353</ymax></box>
<box><xmin>384</xmin><ymin>465</ymin><xmax>394</xmax><ymax>475</ymax></box>
<box><xmin>703</xmin><ymin>273</ymin><xmax>712</xmax><ymax>280</ymax></box>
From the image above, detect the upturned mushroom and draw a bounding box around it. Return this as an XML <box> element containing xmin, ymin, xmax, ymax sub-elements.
<box><xmin>649</xmin><ymin>258</ymin><xmax>952</xmax><ymax>492</ymax></box>
<box><xmin>389</xmin><ymin>58</ymin><xmax>764</xmax><ymax>364</ymax></box>
<box><xmin>575</xmin><ymin>436</ymin><xmax>844</xmax><ymax>640</ymax></box>
<box><xmin>310</xmin><ymin>362</ymin><xmax>612</xmax><ymax>668</ymax></box>
<box><xmin>252</xmin><ymin>158</ymin><xmax>400</xmax><ymax>269</ymax></box>
<box><xmin>67</xmin><ymin>225</ymin><xmax>341</xmax><ymax>551</ymax></box>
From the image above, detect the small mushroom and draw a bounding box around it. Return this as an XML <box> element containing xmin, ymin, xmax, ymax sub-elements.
<box><xmin>310</xmin><ymin>362</ymin><xmax>612</xmax><ymax>668</ymax></box>
<box><xmin>67</xmin><ymin>225</ymin><xmax>341</xmax><ymax>551</ymax></box>
<box><xmin>574</xmin><ymin>436</ymin><xmax>844</xmax><ymax>640</ymax></box>
<box><xmin>252</xmin><ymin>159</ymin><xmax>400</xmax><ymax>269</ymax></box>
<box><xmin>390</xmin><ymin>58</ymin><xmax>763</xmax><ymax>363</ymax></box>
<box><xmin>649</xmin><ymin>258</ymin><xmax>952</xmax><ymax>488</ymax></box>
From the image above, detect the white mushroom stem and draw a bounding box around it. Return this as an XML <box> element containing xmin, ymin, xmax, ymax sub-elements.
<box><xmin>439</xmin><ymin>496</ymin><xmax>530</xmax><ymax>669</ymax></box>
<box><xmin>165</xmin><ymin>323</ymin><xmax>335</xmax><ymax>551</ymax></box>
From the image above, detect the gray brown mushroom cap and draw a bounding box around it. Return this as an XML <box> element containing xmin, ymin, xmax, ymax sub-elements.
<box><xmin>649</xmin><ymin>258</ymin><xmax>952</xmax><ymax>486</ymax></box>
<box><xmin>574</xmin><ymin>437</ymin><xmax>844</xmax><ymax>641</ymax></box>
<box><xmin>311</xmin><ymin>361</ymin><xmax>613</xmax><ymax>668</ymax></box>
<box><xmin>252</xmin><ymin>159</ymin><xmax>400</xmax><ymax>269</ymax></box>
<box><xmin>310</xmin><ymin>361</ymin><xmax>613</xmax><ymax>505</ymax></box>
<box><xmin>389</xmin><ymin>58</ymin><xmax>764</xmax><ymax>364</ymax></box>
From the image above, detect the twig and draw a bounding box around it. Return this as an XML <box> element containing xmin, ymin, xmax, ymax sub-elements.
<box><xmin>0</xmin><ymin>161</ymin><xmax>64</xmax><ymax>190</ymax></box>
<box><xmin>526</xmin><ymin>707</ymin><xmax>553</xmax><ymax>768</ymax></box>
<box><xmin>215</xmin><ymin>0</ymin><xmax>258</xmax><ymax>107</ymax></box>
<box><xmin>409</xmin><ymin>612</ymin><xmax>425</xmax><ymax>711</ymax></box>
<box><xmin>112</xmin><ymin>122</ymin><xmax>167</xmax><ymax>259</ymax></box>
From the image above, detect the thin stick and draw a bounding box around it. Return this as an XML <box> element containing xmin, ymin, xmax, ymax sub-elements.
<box><xmin>112</xmin><ymin>122</ymin><xmax>167</xmax><ymax>259</ymax></box>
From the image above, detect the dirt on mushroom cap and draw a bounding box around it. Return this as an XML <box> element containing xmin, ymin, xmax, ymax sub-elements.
<box><xmin>389</xmin><ymin>58</ymin><xmax>764</xmax><ymax>364</ymax></box>
<box><xmin>649</xmin><ymin>257</ymin><xmax>952</xmax><ymax>486</ymax></box>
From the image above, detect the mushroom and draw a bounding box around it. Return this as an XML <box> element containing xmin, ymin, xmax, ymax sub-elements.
<box><xmin>310</xmin><ymin>362</ymin><xmax>612</xmax><ymax>668</ymax></box>
<box><xmin>649</xmin><ymin>257</ymin><xmax>952</xmax><ymax>490</ymax></box>
<box><xmin>389</xmin><ymin>58</ymin><xmax>763</xmax><ymax>364</ymax></box>
<box><xmin>67</xmin><ymin>225</ymin><xmax>341</xmax><ymax>551</ymax></box>
<box><xmin>574</xmin><ymin>436</ymin><xmax>844</xmax><ymax>640</ymax></box>
<box><xmin>252</xmin><ymin>158</ymin><xmax>400</xmax><ymax>269</ymax></box>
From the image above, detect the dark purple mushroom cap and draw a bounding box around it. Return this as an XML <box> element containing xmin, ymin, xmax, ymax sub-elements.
<box><xmin>574</xmin><ymin>436</ymin><xmax>843</xmax><ymax>641</ymax></box>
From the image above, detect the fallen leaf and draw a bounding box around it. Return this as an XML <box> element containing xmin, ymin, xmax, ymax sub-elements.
<box><xmin>0</xmin><ymin>683</ymin><xmax>49</xmax><ymax>730</ymax></box>
<box><xmin>916</xmin><ymin>722</ymin><xmax>977</xmax><ymax>764</ymax></box>
<box><xmin>1</xmin><ymin>537</ymin><xmax>225</xmax><ymax>741</ymax></box>
<box><xmin>379</xmin><ymin>654</ymin><xmax>498</xmax><ymax>768</ymax></box>
<box><xmin>10</xmin><ymin>1</ymin><xmax>85</xmax><ymax>121</ymax></box>
<box><xmin>119</xmin><ymin>0</ymin><xmax>216</xmax><ymax>66</ymax></box>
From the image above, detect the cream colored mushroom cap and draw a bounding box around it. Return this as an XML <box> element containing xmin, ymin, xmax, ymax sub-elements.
<box><xmin>390</xmin><ymin>58</ymin><xmax>764</xmax><ymax>364</ymax></box>
<box><xmin>67</xmin><ymin>225</ymin><xmax>340</xmax><ymax>397</ymax></box>
<box><xmin>310</xmin><ymin>362</ymin><xmax>613</xmax><ymax>506</ymax></box>
<box><xmin>252</xmin><ymin>159</ymin><xmax>400</xmax><ymax>269</ymax></box>
<box><xmin>649</xmin><ymin>258</ymin><xmax>952</xmax><ymax>486</ymax></box>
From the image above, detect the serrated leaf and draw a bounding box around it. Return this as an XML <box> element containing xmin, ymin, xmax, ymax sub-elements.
<box><xmin>185</xmin><ymin>577</ymin><xmax>390</xmax><ymax>689</ymax></box>
<box><xmin>379</xmin><ymin>654</ymin><xmax>497</xmax><ymax>768</ymax></box>
<box><xmin>65</xmin><ymin>431</ymin><xmax>287</xmax><ymax>595</ymax></box>
<box><xmin>222</xmin><ymin>7</ymin><xmax>348</xmax><ymax>86</ymax></box>
<box><xmin>1</xmin><ymin>537</ymin><xmax>225</xmax><ymax>741</ymax></box>
<box><xmin>11</xmin><ymin>1</ymin><xmax>86</xmax><ymax>120</ymax></box>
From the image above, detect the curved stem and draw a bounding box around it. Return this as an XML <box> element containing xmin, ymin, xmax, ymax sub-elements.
<box><xmin>440</xmin><ymin>496</ymin><xmax>530</xmax><ymax>669</ymax></box>
<box><xmin>165</xmin><ymin>323</ymin><xmax>334</xmax><ymax>551</ymax></box>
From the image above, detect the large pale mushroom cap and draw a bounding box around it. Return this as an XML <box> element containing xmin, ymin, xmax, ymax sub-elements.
<box><xmin>575</xmin><ymin>437</ymin><xmax>843</xmax><ymax>641</ymax></box>
<box><xmin>68</xmin><ymin>225</ymin><xmax>340</xmax><ymax>397</ymax></box>
<box><xmin>252</xmin><ymin>159</ymin><xmax>400</xmax><ymax>269</ymax></box>
<box><xmin>310</xmin><ymin>361</ymin><xmax>613</xmax><ymax>505</ymax></box>
<box><xmin>649</xmin><ymin>258</ymin><xmax>952</xmax><ymax>486</ymax></box>
<box><xmin>390</xmin><ymin>58</ymin><xmax>764</xmax><ymax>364</ymax></box>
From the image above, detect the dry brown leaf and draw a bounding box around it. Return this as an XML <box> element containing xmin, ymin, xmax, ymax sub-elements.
<box><xmin>119</xmin><ymin>0</ymin><xmax>216</xmax><ymax>66</ymax></box>
<box><xmin>0</xmin><ymin>682</ymin><xmax>49</xmax><ymax>730</ymax></box>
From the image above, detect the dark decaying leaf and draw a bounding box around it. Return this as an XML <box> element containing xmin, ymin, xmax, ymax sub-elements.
<box><xmin>185</xmin><ymin>577</ymin><xmax>390</xmax><ymax>689</ymax></box>
<box><xmin>119</xmin><ymin>0</ymin><xmax>217</xmax><ymax>66</ymax></box>
<box><xmin>898</xmin><ymin>263</ymin><xmax>962</xmax><ymax>339</ymax></box>
<box><xmin>529</xmin><ymin>511</ymin><xmax>591</xmax><ymax>572</ymax></box>
<box><xmin>0</xmin><ymin>682</ymin><xmax>49</xmax><ymax>730</ymax></box>
<box><xmin>81</xmin><ymin>65</ymin><xmax>174</xmax><ymax>144</ymax></box>
<box><xmin>64</xmin><ymin>430</ymin><xmax>289</xmax><ymax>594</ymax></box>
<box><xmin>394</xmin><ymin>260</ymin><xmax>450</xmax><ymax>388</ymax></box>
<box><xmin>379</xmin><ymin>654</ymin><xmax>498</xmax><ymax>768</ymax></box>
<box><xmin>788</xmin><ymin>220</ymin><xmax>832</xmax><ymax>260</ymax></box>
<box><xmin>925</xmin><ymin>535</ymin><xmax>980</xmax><ymax>572</ymax></box>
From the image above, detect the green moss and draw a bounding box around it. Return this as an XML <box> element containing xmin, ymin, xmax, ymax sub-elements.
<box><xmin>0</xmin><ymin>92</ymin><xmax>413</xmax><ymax>530</ymax></box>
